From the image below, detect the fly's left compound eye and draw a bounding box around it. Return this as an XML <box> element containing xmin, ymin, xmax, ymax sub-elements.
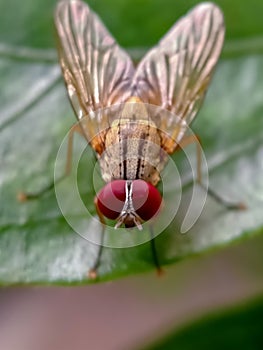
<box><xmin>131</xmin><ymin>180</ymin><xmax>162</xmax><ymax>221</ymax></box>
<box><xmin>97</xmin><ymin>180</ymin><xmax>126</xmax><ymax>220</ymax></box>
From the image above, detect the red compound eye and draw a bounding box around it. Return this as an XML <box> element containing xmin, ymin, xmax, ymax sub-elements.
<box><xmin>97</xmin><ymin>179</ymin><xmax>162</xmax><ymax>222</ymax></box>
<box><xmin>132</xmin><ymin>180</ymin><xmax>162</xmax><ymax>221</ymax></box>
<box><xmin>97</xmin><ymin>180</ymin><xmax>126</xmax><ymax>220</ymax></box>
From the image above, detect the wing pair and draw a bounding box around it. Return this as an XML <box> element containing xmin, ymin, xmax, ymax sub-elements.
<box><xmin>55</xmin><ymin>0</ymin><xmax>224</xmax><ymax>151</ymax></box>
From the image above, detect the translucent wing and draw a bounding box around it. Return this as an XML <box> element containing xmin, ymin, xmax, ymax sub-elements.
<box><xmin>132</xmin><ymin>3</ymin><xmax>225</xmax><ymax>153</ymax></box>
<box><xmin>54</xmin><ymin>0</ymin><xmax>134</xmax><ymax>142</ymax></box>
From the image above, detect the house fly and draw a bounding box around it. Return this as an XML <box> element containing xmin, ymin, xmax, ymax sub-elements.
<box><xmin>52</xmin><ymin>0</ymin><xmax>237</xmax><ymax>278</ymax></box>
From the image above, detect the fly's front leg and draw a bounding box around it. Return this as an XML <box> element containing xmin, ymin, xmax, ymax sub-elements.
<box><xmin>179</xmin><ymin>134</ymin><xmax>246</xmax><ymax>210</ymax></box>
<box><xmin>149</xmin><ymin>225</ymin><xmax>164</xmax><ymax>276</ymax></box>
<box><xmin>88</xmin><ymin>196</ymin><xmax>106</xmax><ymax>279</ymax></box>
<box><xmin>17</xmin><ymin>123</ymin><xmax>83</xmax><ymax>202</ymax></box>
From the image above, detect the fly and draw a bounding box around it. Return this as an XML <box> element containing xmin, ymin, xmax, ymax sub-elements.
<box><xmin>54</xmin><ymin>0</ymin><xmax>230</xmax><ymax>278</ymax></box>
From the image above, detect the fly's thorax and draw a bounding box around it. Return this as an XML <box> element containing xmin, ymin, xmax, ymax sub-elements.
<box><xmin>98</xmin><ymin>117</ymin><xmax>165</xmax><ymax>185</ymax></box>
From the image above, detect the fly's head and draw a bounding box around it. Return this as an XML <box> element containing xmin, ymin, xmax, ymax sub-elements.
<box><xmin>96</xmin><ymin>180</ymin><xmax>162</xmax><ymax>229</ymax></box>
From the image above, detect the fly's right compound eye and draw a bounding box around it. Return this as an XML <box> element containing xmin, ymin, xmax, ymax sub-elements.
<box><xmin>131</xmin><ymin>180</ymin><xmax>162</xmax><ymax>221</ymax></box>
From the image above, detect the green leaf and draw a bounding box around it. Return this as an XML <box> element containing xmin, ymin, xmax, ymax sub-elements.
<box><xmin>142</xmin><ymin>295</ymin><xmax>263</xmax><ymax>350</ymax></box>
<box><xmin>1</xmin><ymin>0</ymin><xmax>263</xmax><ymax>284</ymax></box>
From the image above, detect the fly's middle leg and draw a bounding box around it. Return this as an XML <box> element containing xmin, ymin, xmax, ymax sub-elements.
<box><xmin>17</xmin><ymin>123</ymin><xmax>83</xmax><ymax>202</ymax></box>
<box><xmin>179</xmin><ymin>134</ymin><xmax>246</xmax><ymax>210</ymax></box>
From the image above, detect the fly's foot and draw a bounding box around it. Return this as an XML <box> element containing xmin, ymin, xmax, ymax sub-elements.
<box><xmin>17</xmin><ymin>191</ymin><xmax>30</xmax><ymax>202</ymax></box>
<box><xmin>236</xmin><ymin>202</ymin><xmax>247</xmax><ymax>210</ymax></box>
<box><xmin>88</xmin><ymin>268</ymin><xmax>98</xmax><ymax>280</ymax></box>
<box><xmin>156</xmin><ymin>267</ymin><xmax>165</xmax><ymax>277</ymax></box>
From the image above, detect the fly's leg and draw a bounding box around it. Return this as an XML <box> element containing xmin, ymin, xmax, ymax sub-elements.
<box><xmin>17</xmin><ymin>124</ymin><xmax>83</xmax><ymax>202</ymax></box>
<box><xmin>178</xmin><ymin>134</ymin><xmax>246</xmax><ymax>210</ymax></box>
<box><xmin>88</xmin><ymin>197</ymin><xmax>106</xmax><ymax>279</ymax></box>
<box><xmin>149</xmin><ymin>225</ymin><xmax>164</xmax><ymax>276</ymax></box>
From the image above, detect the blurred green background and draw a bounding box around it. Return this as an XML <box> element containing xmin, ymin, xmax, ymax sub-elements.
<box><xmin>2</xmin><ymin>0</ymin><xmax>263</xmax><ymax>48</ymax></box>
<box><xmin>1</xmin><ymin>0</ymin><xmax>263</xmax><ymax>349</ymax></box>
